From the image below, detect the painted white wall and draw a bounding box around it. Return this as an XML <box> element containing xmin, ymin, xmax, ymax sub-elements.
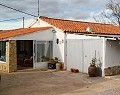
<box><xmin>33</xmin><ymin>62</ymin><xmax>48</xmax><ymax>69</ymax></box>
<box><xmin>53</xmin><ymin>28</ymin><xmax>65</xmax><ymax>62</ymax></box>
<box><xmin>7</xmin><ymin>28</ymin><xmax>54</xmax><ymax>41</ymax></box>
<box><xmin>67</xmin><ymin>34</ymin><xmax>102</xmax><ymax>39</ymax></box>
<box><xmin>105</xmin><ymin>40</ymin><xmax>120</xmax><ymax>67</ymax></box>
<box><xmin>29</xmin><ymin>19</ymin><xmax>52</xmax><ymax>28</ymax></box>
<box><xmin>67</xmin><ymin>33</ymin><xmax>120</xmax><ymax>39</ymax></box>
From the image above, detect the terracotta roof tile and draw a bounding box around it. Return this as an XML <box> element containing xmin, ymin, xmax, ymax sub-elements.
<box><xmin>40</xmin><ymin>16</ymin><xmax>120</xmax><ymax>35</ymax></box>
<box><xmin>0</xmin><ymin>27</ymin><xmax>52</xmax><ymax>40</ymax></box>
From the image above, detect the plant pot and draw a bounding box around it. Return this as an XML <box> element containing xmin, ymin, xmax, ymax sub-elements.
<box><xmin>71</xmin><ymin>68</ymin><xmax>79</xmax><ymax>73</ymax></box>
<box><xmin>73</xmin><ymin>69</ymin><xmax>79</xmax><ymax>73</ymax></box>
<box><xmin>56</xmin><ymin>63</ymin><xmax>61</xmax><ymax>71</ymax></box>
<box><xmin>88</xmin><ymin>65</ymin><xmax>97</xmax><ymax>77</ymax></box>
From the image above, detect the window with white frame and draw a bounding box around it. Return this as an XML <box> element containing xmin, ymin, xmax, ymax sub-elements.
<box><xmin>34</xmin><ymin>41</ymin><xmax>53</xmax><ymax>62</ymax></box>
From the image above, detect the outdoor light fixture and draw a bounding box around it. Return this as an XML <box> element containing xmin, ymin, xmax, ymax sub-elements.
<box><xmin>52</xmin><ymin>30</ymin><xmax>56</xmax><ymax>33</ymax></box>
<box><xmin>62</xmin><ymin>39</ymin><xmax>64</xmax><ymax>43</ymax></box>
<box><xmin>56</xmin><ymin>38</ymin><xmax>59</xmax><ymax>44</ymax></box>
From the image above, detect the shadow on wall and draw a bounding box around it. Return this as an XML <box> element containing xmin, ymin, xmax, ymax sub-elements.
<box><xmin>97</xmin><ymin>52</ymin><xmax>102</xmax><ymax>77</ymax></box>
<box><xmin>96</xmin><ymin>51</ymin><xmax>102</xmax><ymax>77</ymax></box>
<box><xmin>96</xmin><ymin>67</ymin><xmax>102</xmax><ymax>77</ymax></box>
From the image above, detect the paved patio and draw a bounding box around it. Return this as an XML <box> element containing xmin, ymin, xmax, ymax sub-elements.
<box><xmin>0</xmin><ymin>69</ymin><xmax>120</xmax><ymax>95</ymax></box>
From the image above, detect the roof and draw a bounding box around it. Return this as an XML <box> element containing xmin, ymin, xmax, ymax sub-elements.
<box><xmin>0</xmin><ymin>27</ymin><xmax>52</xmax><ymax>40</ymax></box>
<box><xmin>40</xmin><ymin>16</ymin><xmax>120</xmax><ymax>35</ymax></box>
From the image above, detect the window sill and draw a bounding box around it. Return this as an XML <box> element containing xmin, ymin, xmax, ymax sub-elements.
<box><xmin>0</xmin><ymin>61</ymin><xmax>6</xmax><ymax>64</ymax></box>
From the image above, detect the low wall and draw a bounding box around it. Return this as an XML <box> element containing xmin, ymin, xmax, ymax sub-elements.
<box><xmin>104</xmin><ymin>66</ymin><xmax>120</xmax><ymax>76</ymax></box>
<box><xmin>0</xmin><ymin>40</ymin><xmax>17</xmax><ymax>73</ymax></box>
<box><xmin>8</xmin><ymin>40</ymin><xmax>17</xmax><ymax>72</ymax></box>
<box><xmin>0</xmin><ymin>63</ymin><xmax>8</xmax><ymax>73</ymax></box>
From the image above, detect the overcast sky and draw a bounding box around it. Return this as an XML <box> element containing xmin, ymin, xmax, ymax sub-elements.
<box><xmin>0</xmin><ymin>0</ymin><xmax>109</xmax><ymax>30</ymax></box>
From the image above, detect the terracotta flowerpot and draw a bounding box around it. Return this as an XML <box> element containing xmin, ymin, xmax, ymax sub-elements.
<box><xmin>71</xmin><ymin>68</ymin><xmax>79</xmax><ymax>73</ymax></box>
<box><xmin>56</xmin><ymin>63</ymin><xmax>61</xmax><ymax>71</ymax></box>
<box><xmin>71</xmin><ymin>68</ymin><xmax>74</xmax><ymax>72</ymax></box>
<box><xmin>88</xmin><ymin>65</ymin><xmax>97</xmax><ymax>77</ymax></box>
<box><xmin>73</xmin><ymin>69</ymin><xmax>79</xmax><ymax>73</ymax></box>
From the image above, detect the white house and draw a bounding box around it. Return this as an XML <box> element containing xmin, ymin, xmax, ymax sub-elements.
<box><xmin>30</xmin><ymin>16</ymin><xmax>120</xmax><ymax>76</ymax></box>
<box><xmin>0</xmin><ymin>16</ymin><xmax>120</xmax><ymax>76</ymax></box>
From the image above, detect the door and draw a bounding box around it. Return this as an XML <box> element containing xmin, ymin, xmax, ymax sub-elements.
<box><xmin>67</xmin><ymin>39</ymin><xmax>103</xmax><ymax>73</ymax></box>
<box><xmin>83</xmin><ymin>39</ymin><xmax>103</xmax><ymax>73</ymax></box>
<box><xmin>33</xmin><ymin>40</ymin><xmax>53</xmax><ymax>68</ymax></box>
<box><xmin>67</xmin><ymin>39</ymin><xmax>83</xmax><ymax>72</ymax></box>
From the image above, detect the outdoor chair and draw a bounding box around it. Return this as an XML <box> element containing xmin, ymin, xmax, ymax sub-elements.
<box><xmin>24</xmin><ymin>56</ymin><xmax>33</xmax><ymax>66</ymax></box>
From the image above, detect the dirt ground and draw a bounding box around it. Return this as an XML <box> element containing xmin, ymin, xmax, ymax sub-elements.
<box><xmin>0</xmin><ymin>69</ymin><xmax>120</xmax><ymax>95</ymax></box>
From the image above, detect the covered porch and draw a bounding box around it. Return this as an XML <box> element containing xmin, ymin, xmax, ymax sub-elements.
<box><xmin>17</xmin><ymin>40</ymin><xmax>53</xmax><ymax>70</ymax></box>
<box><xmin>0</xmin><ymin>27</ymin><xmax>56</xmax><ymax>73</ymax></box>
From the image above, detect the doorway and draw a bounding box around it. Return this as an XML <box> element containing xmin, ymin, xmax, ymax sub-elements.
<box><xmin>67</xmin><ymin>39</ymin><xmax>103</xmax><ymax>73</ymax></box>
<box><xmin>33</xmin><ymin>41</ymin><xmax>53</xmax><ymax>68</ymax></box>
<box><xmin>17</xmin><ymin>40</ymin><xmax>33</xmax><ymax>70</ymax></box>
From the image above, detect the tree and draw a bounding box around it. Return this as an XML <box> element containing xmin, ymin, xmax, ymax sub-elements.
<box><xmin>94</xmin><ymin>0</ymin><xmax>120</xmax><ymax>26</ymax></box>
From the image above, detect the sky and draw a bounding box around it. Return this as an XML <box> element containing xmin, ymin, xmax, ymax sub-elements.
<box><xmin>0</xmin><ymin>0</ymin><xmax>109</xmax><ymax>30</ymax></box>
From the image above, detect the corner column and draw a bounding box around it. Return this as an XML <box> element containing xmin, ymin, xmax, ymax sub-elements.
<box><xmin>7</xmin><ymin>40</ymin><xmax>17</xmax><ymax>73</ymax></box>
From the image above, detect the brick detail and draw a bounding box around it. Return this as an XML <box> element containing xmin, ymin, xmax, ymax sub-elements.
<box><xmin>0</xmin><ymin>64</ymin><xmax>8</xmax><ymax>72</ymax></box>
<box><xmin>0</xmin><ymin>40</ymin><xmax>17</xmax><ymax>73</ymax></box>
<box><xmin>8</xmin><ymin>40</ymin><xmax>17</xmax><ymax>73</ymax></box>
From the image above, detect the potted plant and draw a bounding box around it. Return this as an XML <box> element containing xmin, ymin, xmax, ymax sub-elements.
<box><xmin>41</xmin><ymin>56</ymin><xmax>46</xmax><ymax>62</ymax></box>
<box><xmin>88</xmin><ymin>57</ymin><xmax>97</xmax><ymax>77</ymax></box>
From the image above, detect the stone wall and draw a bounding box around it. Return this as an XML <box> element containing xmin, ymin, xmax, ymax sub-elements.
<box><xmin>0</xmin><ymin>40</ymin><xmax>17</xmax><ymax>73</ymax></box>
<box><xmin>0</xmin><ymin>41</ymin><xmax>9</xmax><ymax>73</ymax></box>
<box><xmin>0</xmin><ymin>64</ymin><xmax>8</xmax><ymax>73</ymax></box>
<box><xmin>8</xmin><ymin>40</ymin><xmax>17</xmax><ymax>72</ymax></box>
<box><xmin>104</xmin><ymin>66</ymin><xmax>120</xmax><ymax>76</ymax></box>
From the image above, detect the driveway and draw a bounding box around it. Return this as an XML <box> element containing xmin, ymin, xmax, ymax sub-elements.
<box><xmin>0</xmin><ymin>69</ymin><xmax>120</xmax><ymax>95</ymax></box>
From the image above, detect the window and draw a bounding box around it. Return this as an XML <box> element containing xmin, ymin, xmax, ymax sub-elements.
<box><xmin>34</xmin><ymin>41</ymin><xmax>53</xmax><ymax>62</ymax></box>
<box><xmin>0</xmin><ymin>41</ymin><xmax>6</xmax><ymax>62</ymax></box>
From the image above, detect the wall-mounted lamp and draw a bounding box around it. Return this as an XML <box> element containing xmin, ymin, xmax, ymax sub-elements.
<box><xmin>56</xmin><ymin>38</ymin><xmax>59</xmax><ymax>44</ymax></box>
<box><xmin>52</xmin><ymin>30</ymin><xmax>56</xmax><ymax>33</ymax></box>
<box><xmin>62</xmin><ymin>39</ymin><xmax>64</xmax><ymax>43</ymax></box>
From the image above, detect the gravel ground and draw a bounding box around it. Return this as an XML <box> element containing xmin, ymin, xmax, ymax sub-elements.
<box><xmin>0</xmin><ymin>69</ymin><xmax>120</xmax><ymax>95</ymax></box>
<box><xmin>92</xmin><ymin>87</ymin><xmax>120</xmax><ymax>95</ymax></box>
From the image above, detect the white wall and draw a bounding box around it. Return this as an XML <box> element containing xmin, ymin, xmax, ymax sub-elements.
<box><xmin>29</xmin><ymin>19</ymin><xmax>52</xmax><ymax>28</ymax></box>
<box><xmin>33</xmin><ymin>62</ymin><xmax>48</xmax><ymax>69</ymax></box>
<box><xmin>53</xmin><ymin>28</ymin><xmax>65</xmax><ymax>62</ymax></box>
<box><xmin>67</xmin><ymin>34</ymin><xmax>102</xmax><ymax>39</ymax></box>
<box><xmin>67</xmin><ymin>33</ymin><xmax>120</xmax><ymax>39</ymax></box>
<box><xmin>7</xmin><ymin>28</ymin><xmax>54</xmax><ymax>41</ymax></box>
<box><xmin>105</xmin><ymin>40</ymin><xmax>120</xmax><ymax>67</ymax></box>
